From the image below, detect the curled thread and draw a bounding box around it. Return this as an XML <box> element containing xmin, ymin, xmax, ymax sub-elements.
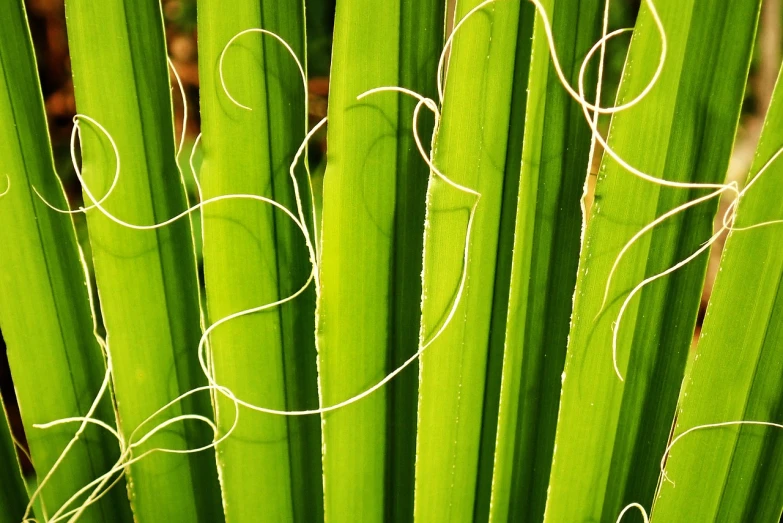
<box><xmin>194</xmin><ymin>40</ymin><xmax>481</xmax><ymax>416</ymax></box>
<box><xmin>611</xmin><ymin>225</ymin><xmax>725</xmax><ymax>381</ymax></box>
<box><xmin>33</xmin><ymin>115</ymin><xmax>120</xmax><ymax>215</ymax></box>
<box><xmin>24</xmin><ymin>366</ymin><xmax>113</xmax><ymax>521</ymax></box>
<box><xmin>615</xmin><ymin>503</ymin><xmax>650</xmax><ymax>523</ymax></box>
<box><xmin>660</xmin><ymin>420</ymin><xmax>783</xmax><ymax>488</ymax></box>
<box><xmin>0</xmin><ymin>175</ymin><xmax>9</xmax><ymax>198</ymax></box>
<box><xmin>36</xmin><ymin>385</ymin><xmax>240</xmax><ymax>523</ymax></box>
<box><xmin>609</xmin><ymin>147</ymin><xmax>783</xmax><ymax>381</ymax></box>
<box><xmin>23</xmin><ymin>243</ymin><xmax>118</xmax><ymax>522</ymax></box>
<box><xmin>598</xmin><ymin>184</ymin><xmax>739</xmax><ymax>319</ymax></box>
<box><xmin>450</xmin><ymin>0</ymin><xmax>701</xmax><ymax>192</ymax></box>
<box><xmin>167</xmin><ymin>57</ymin><xmax>188</xmax><ymax>159</ymax></box>
<box><xmin>435</xmin><ymin>0</ymin><xmax>667</xmax><ymax>115</ymax></box>
<box><xmin>218</xmin><ymin>28</ymin><xmax>305</xmax><ymax>113</ymax></box>
<box><xmin>537</xmin><ymin>0</ymin><xmax>667</xmax><ymax>115</ymax></box>
<box><xmin>218</xmin><ymin>27</ymin><xmax>320</xmax><ymax>272</ymax></box>
<box><xmin>440</xmin><ymin>0</ymin><xmax>745</xmax><ymax>384</ymax></box>
<box><xmin>189</xmin><ymin>133</ymin><xmax>204</xmax><ymax>200</ymax></box>
<box><xmin>574</xmin><ymin>27</ymin><xmax>728</xmax><ymax>191</ymax></box>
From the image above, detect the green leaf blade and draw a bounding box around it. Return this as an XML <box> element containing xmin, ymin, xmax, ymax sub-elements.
<box><xmin>388</xmin><ymin>1</ymin><xmax>446</xmax><ymax>520</ymax></box>
<box><xmin>544</xmin><ymin>0</ymin><xmax>760</xmax><ymax>520</ymax></box>
<box><xmin>0</xmin><ymin>2</ymin><xmax>131</xmax><ymax>520</ymax></box>
<box><xmin>653</xmin><ymin>62</ymin><xmax>783</xmax><ymax>522</ymax></box>
<box><xmin>260</xmin><ymin>2</ymin><xmax>325</xmax><ymax>520</ymax></box>
<box><xmin>318</xmin><ymin>0</ymin><xmax>448</xmax><ymax>519</ymax></box>
<box><xmin>472</xmin><ymin>5</ymin><xmax>534</xmax><ymax>519</ymax></box>
<box><xmin>317</xmin><ymin>0</ymin><xmax>400</xmax><ymax>519</ymax></box>
<box><xmin>197</xmin><ymin>0</ymin><xmax>320</xmax><ymax>521</ymax></box>
<box><xmin>489</xmin><ymin>1</ymin><xmax>602</xmax><ymax>521</ymax></box>
<box><xmin>414</xmin><ymin>1</ymin><xmax>525</xmax><ymax>520</ymax></box>
<box><xmin>65</xmin><ymin>0</ymin><xmax>221</xmax><ymax>520</ymax></box>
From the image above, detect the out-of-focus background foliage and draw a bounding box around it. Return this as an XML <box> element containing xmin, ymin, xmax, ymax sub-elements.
<box><xmin>1</xmin><ymin>0</ymin><xmax>781</xmax><ymax>475</ymax></box>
